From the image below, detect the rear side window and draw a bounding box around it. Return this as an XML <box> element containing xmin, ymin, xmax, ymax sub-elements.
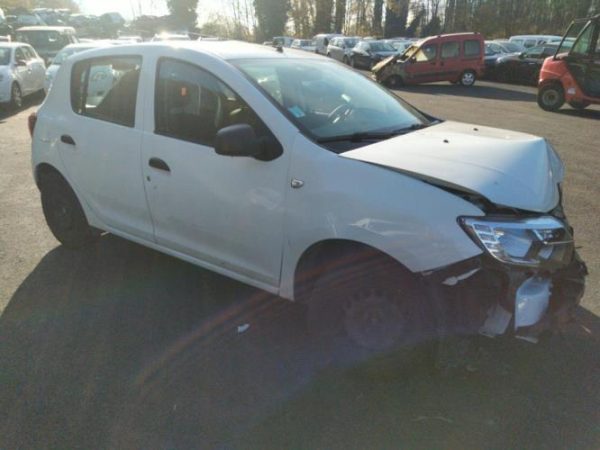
<box><xmin>155</xmin><ymin>58</ymin><xmax>272</xmax><ymax>146</ymax></box>
<box><xmin>71</xmin><ymin>56</ymin><xmax>141</xmax><ymax>128</ymax></box>
<box><xmin>441</xmin><ymin>41</ymin><xmax>460</xmax><ymax>59</ymax></box>
<box><xmin>464</xmin><ymin>40</ymin><xmax>481</xmax><ymax>57</ymax></box>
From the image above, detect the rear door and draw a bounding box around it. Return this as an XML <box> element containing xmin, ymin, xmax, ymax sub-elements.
<box><xmin>57</xmin><ymin>54</ymin><xmax>154</xmax><ymax>240</ymax></box>
<box><xmin>438</xmin><ymin>40</ymin><xmax>461</xmax><ymax>81</ymax></box>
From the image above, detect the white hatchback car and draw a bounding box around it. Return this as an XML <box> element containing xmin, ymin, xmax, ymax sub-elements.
<box><xmin>0</xmin><ymin>42</ymin><xmax>45</xmax><ymax>109</ymax></box>
<box><xmin>30</xmin><ymin>41</ymin><xmax>586</xmax><ymax>361</ymax></box>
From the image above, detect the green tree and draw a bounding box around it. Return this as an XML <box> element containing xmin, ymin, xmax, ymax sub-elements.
<box><xmin>314</xmin><ymin>0</ymin><xmax>333</xmax><ymax>33</ymax></box>
<box><xmin>254</xmin><ymin>0</ymin><xmax>289</xmax><ymax>41</ymax></box>
<box><xmin>167</xmin><ymin>0</ymin><xmax>198</xmax><ymax>30</ymax></box>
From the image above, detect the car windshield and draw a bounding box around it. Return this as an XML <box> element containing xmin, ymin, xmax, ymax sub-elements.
<box><xmin>0</xmin><ymin>47</ymin><xmax>10</xmax><ymax>65</ymax></box>
<box><xmin>235</xmin><ymin>58</ymin><xmax>428</xmax><ymax>145</ymax></box>
<box><xmin>343</xmin><ymin>38</ymin><xmax>358</xmax><ymax>47</ymax></box>
<box><xmin>16</xmin><ymin>30</ymin><xmax>68</xmax><ymax>50</ymax></box>
<box><xmin>370</xmin><ymin>42</ymin><xmax>395</xmax><ymax>52</ymax></box>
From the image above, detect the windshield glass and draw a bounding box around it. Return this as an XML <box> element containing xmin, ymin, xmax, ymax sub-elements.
<box><xmin>370</xmin><ymin>42</ymin><xmax>395</xmax><ymax>52</ymax></box>
<box><xmin>0</xmin><ymin>47</ymin><xmax>10</xmax><ymax>65</ymax></box>
<box><xmin>343</xmin><ymin>38</ymin><xmax>358</xmax><ymax>47</ymax></box>
<box><xmin>235</xmin><ymin>59</ymin><xmax>428</xmax><ymax>143</ymax></box>
<box><xmin>16</xmin><ymin>30</ymin><xmax>68</xmax><ymax>50</ymax></box>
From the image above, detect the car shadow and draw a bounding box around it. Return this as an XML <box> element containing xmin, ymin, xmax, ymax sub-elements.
<box><xmin>0</xmin><ymin>92</ymin><xmax>44</xmax><ymax>121</ymax></box>
<box><xmin>1</xmin><ymin>235</ymin><xmax>599</xmax><ymax>449</ymax></box>
<box><xmin>557</xmin><ymin>107</ymin><xmax>600</xmax><ymax>120</ymax></box>
<box><xmin>394</xmin><ymin>82</ymin><xmax>538</xmax><ymax>103</ymax></box>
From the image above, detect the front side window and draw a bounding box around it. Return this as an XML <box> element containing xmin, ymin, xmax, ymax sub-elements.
<box><xmin>155</xmin><ymin>58</ymin><xmax>271</xmax><ymax>146</ymax></box>
<box><xmin>235</xmin><ymin>58</ymin><xmax>428</xmax><ymax>146</ymax></box>
<box><xmin>14</xmin><ymin>48</ymin><xmax>25</xmax><ymax>62</ymax></box>
<box><xmin>415</xmin><ymin>44</ymin><xmax>437</xmax><ymax>62</ymax></box>
<box><xmin>464</xmin><ymin>40</ymin><xmax>481</xmax><ymax>57</ymax></box>
<box><xmin>441</xmin><ymin>41</ymin><xmax>460</xmax><ymax>59</ymax></box>
<box><xmin>71</xmin><ymin>56</ymin><xmax>141</xmax><ymax>127</ymax></box>
<box><xmin>571</xmin><ymin>23</ymin><xmax>594</xmax><ymax>57</ymax></box>
<box><xmin>0</xmin><ymin>48</ymin><xmax>10</xmax><ymax>65</ymax></box>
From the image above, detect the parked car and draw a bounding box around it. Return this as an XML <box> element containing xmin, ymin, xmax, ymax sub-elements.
<box><xmin>44</xmin><ymin>42</ymin><xmax>110</xmax><ymax>93</ymax></box>
<box><xmin>116</xmin><ymin>35</ymin><xmax>143</xmax><ymax>43</ymax></box>
<box><xmin>494</xmin><ymin>45</ymin><xmax>558</xmax><ymax>85</ymax></box>
<box><xmin>538</xmin><ymin>13</ymin><xmax>600</xmax><ymax>111</ymax></box>
<box><xmin>29</xmin><ymin>41</ymin><xmax>587</xmax><ymax>362</ymax></box>
<box><xmin>272</xmin><ymin>36</ymin><xmax>293</xmax><ymax>47</ymax></box>
<box><xmin>15</xmin><ymin>26</ymin><xmax>77</xmax><ymax>65</ymax></box>
<box><xmin>313</xmin><ymin>33</ymin><xmax>342</xmax><ymax>55</ymax></box>
<box><xmin>290</xmin><ymin>39</ymin><xmax>316</xmax><ymax>52</ymax></box>
<box><xmin>373</xmin><ymin>33</ymin><xmax>485</xmax><ymax>87</ymax></box>
<box><xmin>509</xmin><ymin>35</ymin><xmax>562</xmax><ymax>49</ymax></box>
<box><xmin>151</xmin><ymin>33</ymin><xmax>191</xmax><ymax>42</ymax></box>
<box><xmin>326</xmin><ymin>36</ymin><xmax>360</xmax><ymax>64</ymax></box>
<box><xmin>483</xmin><ymin>40</ymin><xmax>521</xmax><ymax>78</ymax></box>
<box><xmin>350</xmin><ymin>40</ymin><xmax>397</xmax><ymax>69</ymax></box>
<box><xmin>384</xmin><ymin>39</ymin><xmax>413</xmax><ymax>54</ymax></box>
<box><xmin>0</xmin><ymin>42</ymin><xmax>45</xmax><ymax>109</ymax></box>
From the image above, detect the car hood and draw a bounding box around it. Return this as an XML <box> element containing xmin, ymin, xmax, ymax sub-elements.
<box><xmin>342</xmin><ymin>121</ymin><xmax>564</xmax><ymax>213</ymax></box>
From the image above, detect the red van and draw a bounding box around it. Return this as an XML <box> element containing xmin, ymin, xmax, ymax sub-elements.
<box><xmin>372</xmin><ymin>33</ymin><xmax>485</xmax><ymax>87</ymax></box>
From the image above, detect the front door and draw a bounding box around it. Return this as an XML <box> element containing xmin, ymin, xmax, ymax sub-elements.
<box><xmin>57</xmin><ymin>55</ymin><xmax>154</xmax><ymax>241</ymax></box>
<box><xmin>405</xmin><ymin>43</ymin><xmax>439</xmax><ymax>84</ymax></box>
<box><xmin>142</xmin><ymin>58</ymin><xmax>290</xmax><ymax>287</ymax></box>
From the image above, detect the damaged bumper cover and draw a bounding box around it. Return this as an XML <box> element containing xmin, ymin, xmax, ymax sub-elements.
<box><xmin>422</xmin><ymin>252</ymin><xmax>587</xmax><ymax>343</ymax></box>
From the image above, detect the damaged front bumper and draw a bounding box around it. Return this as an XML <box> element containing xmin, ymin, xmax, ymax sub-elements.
<box><xmin>422</xmin><ymin>252</ymin><xmax>588</xmax><ymax>343</ymax></box>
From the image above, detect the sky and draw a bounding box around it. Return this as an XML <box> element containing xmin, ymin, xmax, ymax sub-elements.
<box><xmin>78</xmin><ymin>0</ymin><xmax>221</xmax><ymax>23</ymax></box>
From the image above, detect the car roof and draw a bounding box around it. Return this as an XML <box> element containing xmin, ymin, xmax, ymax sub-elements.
<box><xmin>85</xmin><ymin>40</ymin><xmax>324</xmax><ymax>61</ymax></box>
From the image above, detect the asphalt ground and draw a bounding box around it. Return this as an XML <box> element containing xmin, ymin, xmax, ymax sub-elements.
<box><xmin>0</xmin><ymin>81</ymin><xmax>599</xmax><ymax>449</ymax></box>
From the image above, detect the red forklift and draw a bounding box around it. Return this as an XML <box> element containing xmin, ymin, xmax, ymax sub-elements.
<box><xmin>538</xmin><ymin>14</ymin><xmax>600</xmax><ymax>111</ymax></box>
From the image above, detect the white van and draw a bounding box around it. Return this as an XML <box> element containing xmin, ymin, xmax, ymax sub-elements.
<box><xmin>30</xmin><ymin>41</ymin><xmax>586</xmax><ymax>363</ymax></box>
<box><xmin>313</xmin><ymin>33</ymin><xmax>342</xmax><ymax>55</ymax></box>
<box><xmin>509</xmin><ymin>35</ymin><xmax>562</xmax><ymax>49</ymax></box>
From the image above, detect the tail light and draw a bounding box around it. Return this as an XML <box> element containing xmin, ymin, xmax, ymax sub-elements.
<box><xmin>28</xmin><ymin>112</ymin><xmax>37</xmax><ymax>138</ymax></box>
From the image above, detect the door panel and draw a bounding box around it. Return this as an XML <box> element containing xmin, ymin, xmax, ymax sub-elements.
<box><xmin>405</xmin><ymin>44</ymin><xmax>439</xmax><ymax>83</ymax></box>
<box><xmin>58</xmin><ymin>55</ymin><xmax>154</xmax><ymax>240</ymax></box>
<box><xmin>142</xmin><ymin>58</ymin><xmax>290</xmax><ymax>286</ymax></box>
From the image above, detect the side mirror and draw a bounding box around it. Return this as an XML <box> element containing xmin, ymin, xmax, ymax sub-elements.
<box><xmin>214</xmin><ymin>124</ymin><xmax>282</xmax><ymax>161</ymax></box>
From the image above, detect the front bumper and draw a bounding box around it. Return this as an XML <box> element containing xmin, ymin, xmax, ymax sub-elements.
<box><xmin>422</xmin><ymin>252</ymin><xmax>587</xmax><ymax>342</ymax></box>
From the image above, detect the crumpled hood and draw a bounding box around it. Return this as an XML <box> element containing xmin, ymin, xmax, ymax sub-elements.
<box><xmin>342</xmin><ymin>121</ymin><xmax>564</xmax><ymax>213</ymax></box>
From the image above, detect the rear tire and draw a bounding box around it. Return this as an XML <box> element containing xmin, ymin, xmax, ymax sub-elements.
<box><xmin>385</xmin><ymin>75</ymin><xmax>403</xmax><ymax>89</ymax></box>
<box><xmin>459</xmin><ymin>70</ymin><xmax>476</xmax><ymax>87</ymax></box>
<box><xmin>10</xmin><ymin>83</ymin><xmax>22</xmax><ymax>110</ymax></box>
<box><xmin>305</xmin><ymin>249</ymin><xmax>434</xmax><ymax>371</ymax></box>
<box><xmin>40</xmin><ymin>172</ymin><xmax>98</xmax><ymax>249</ymax></box>
<box><xmin>538</xmin><ymin>83</ymin><xmax>565</xmax><ymax>112</ymax></box>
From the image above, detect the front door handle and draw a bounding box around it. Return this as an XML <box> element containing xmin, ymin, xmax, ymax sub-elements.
<box><xmin>149</xmin><ymin>157</ymin><xmax>170</xmax><ymax>172</ymax></box>
<box><xmin>61</xmin><ymin>134</ymin><xmax>76</xmax><ymax>146</ymax></box>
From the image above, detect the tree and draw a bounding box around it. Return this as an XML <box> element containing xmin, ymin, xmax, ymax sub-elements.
<box><xmin>384</xmin><ymin>0</ymin><xmax>409</xmax><ymax>37</ymax></box>
<box><xmin>314</xmin><ymin>0</ymin><xmax>333</xmax><ymax>33</ymax></box>
<box><xmin>254</xmin><ymin>0</ymin><xmax>289</xmax><ymax>42</ymax></box>
<box><xmin>372</xmin><ymin>0</ymin><xmax>384</xmax><ymax>35</ymax></box>
<box><xmin>334</xmin><ymin>0</ymin><xmax>346</xmax><ymax>33</ymax></box>
<box><xmin>166</xmin><ymin>0</ymin><xmax>198</xmax><ymax>30</ymax></box>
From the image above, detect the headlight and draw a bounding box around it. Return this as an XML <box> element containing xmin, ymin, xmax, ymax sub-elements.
<box><xmin>460</xmin><ymin>216</ymin><xmax>574</xmax><ymax>268</ymax></box>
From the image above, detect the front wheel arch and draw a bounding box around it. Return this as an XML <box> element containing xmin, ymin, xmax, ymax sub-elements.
<box><xmin>293</xmin><ymin>239</ymin><xmax>414</xmax><ymax>304</ymax></box>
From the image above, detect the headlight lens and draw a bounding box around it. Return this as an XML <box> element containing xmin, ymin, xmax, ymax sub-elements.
<box><xmin>460</xmin><ymin>216</ymin><xmax>574</xmax><ymax>268</ymax></box>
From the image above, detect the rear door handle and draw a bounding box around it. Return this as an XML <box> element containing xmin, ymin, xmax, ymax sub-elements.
<box><xmin>149</xmin><ymin>157</ymin><xmax>170</xmax><ymax>172</ymax></box>
<box><xmin>61</xmin><ymin>135</ymin><xmax>76</xmax><ymax>146</ymax></box>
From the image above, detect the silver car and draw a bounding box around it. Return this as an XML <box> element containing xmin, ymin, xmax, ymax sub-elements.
<box><xmin>326</xmin><ymin>36</ymin><xmax>360</xmax><ymax>64</ymax></box>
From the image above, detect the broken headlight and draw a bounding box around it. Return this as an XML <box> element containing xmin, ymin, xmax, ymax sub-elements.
<box><xmin>460</xmin><ymin>216</ymin><xmax>574</xmax><ymax>268</ymax></box>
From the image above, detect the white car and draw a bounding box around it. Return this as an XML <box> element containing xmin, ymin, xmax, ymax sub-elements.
<box><xmin>0</xmin><ymin>43</ymin><xmax>45</xmax><ymax>109</ymax></box>
<box><xmin>30</xmin><ymin>42</ymin><xmax>586</xmax><ymax>362</ymax></box>
<box><xmin>290</xmin><ymin>39</ymin><xmax>316</xmax><ymax>52</ymax></box>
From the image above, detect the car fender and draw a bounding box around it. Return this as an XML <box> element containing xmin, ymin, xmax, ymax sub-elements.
<box><xmin>279</xmin><ymin>134</ymin><xmax>485</xmax><ymax>300</ymax></box>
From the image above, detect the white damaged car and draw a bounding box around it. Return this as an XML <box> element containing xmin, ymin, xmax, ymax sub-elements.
<box><xmin>29</xmin><ymin>42</ymin><xmax>587</xmax><ymax>363</ymax></box>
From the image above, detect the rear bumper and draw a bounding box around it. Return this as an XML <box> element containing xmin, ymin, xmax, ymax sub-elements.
<box><xmin>422</xmin><ymin>252</ymin><xmax>587</xmax><ymax>342</ymax></box>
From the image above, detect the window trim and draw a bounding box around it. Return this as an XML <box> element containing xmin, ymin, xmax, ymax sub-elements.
<box><xmin>70</xmin><ymin>54</ymin><xmax>142</xmax><ymax>128</ymax></box>
<box><xmin>153</xmin><ymin>56</ymin><xmax>280</xmax><ymax>149</ymax></box>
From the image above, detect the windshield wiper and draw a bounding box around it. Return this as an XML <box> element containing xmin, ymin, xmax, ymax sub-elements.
<box><xmin>316</xmin><ymin>122</ymin><xmax>434</xmax><ymax>144</ymax></box>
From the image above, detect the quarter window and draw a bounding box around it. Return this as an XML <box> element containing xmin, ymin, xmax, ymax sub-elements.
<box><xmin>71</xmin><ymin>56</ymin><xmax>141</xmax><ymax>127</ymax></box>
<box><xmin>464</xmin><ymin>40</ymin><xmax>481</xmax><ymax>57</ymax></box>
<box><xmin>155</xmin><ymin>58</ymin><xmax>271</xmax><ymax>146</ymax></box>
<box><xmin>441</xmin><ymin>41</ymin><xmax>460</xmax><ymax>59</ymax></box>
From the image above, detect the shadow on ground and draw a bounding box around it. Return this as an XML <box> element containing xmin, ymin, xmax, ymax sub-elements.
<box><xmin>1</xmin><ymin>235</ymin><xmax>599</xmax><ymax>449</ymax></box>
<box><xmin>0</xmin><ymin>93</ymin><xmax>44</xmax><ymax>122</ymax></box>
<box><xmin>394</xmin><ymin>82</ymin><xmax>539</xmax><ymax>102</ymax></box>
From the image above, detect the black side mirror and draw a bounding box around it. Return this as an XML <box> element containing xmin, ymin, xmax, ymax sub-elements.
<box><xmin>215</xmin><ymin>124</ymin><xmax>282</xmax><ymax>161</ymax></box>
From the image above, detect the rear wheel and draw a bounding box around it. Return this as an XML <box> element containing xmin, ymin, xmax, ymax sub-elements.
<box><xmin>538</xmin><ymin>83</ymin><xmax>565</xmax><ymax>112</ymax></box>
<box><xmin>40</xmin><ymin>172</ymin><xmax>99</xmax><ymax>249</ymax></box>
<box><xmin>385</xmin><ymin>75</ymin><xmax>403</xmax><ymax>89</ymax></box>
<box><xmin>10</xmin><ymin>83</ymin><xmax>22</xmax><ymax>110</ymax></box>
<box><xmin>459</xmin><ymin>70</ymin><xmax>477</xmax><ymax>87</ymax></box>
<box><xmin>305</xmin><ymin>249</ymin><xmax>434</xmax><ymax>370</ymax></box>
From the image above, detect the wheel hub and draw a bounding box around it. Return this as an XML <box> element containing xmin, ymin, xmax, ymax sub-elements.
<box><xmin>543</xmin><ymin>90</ymin><xmax>559</xmax><ymax>105</ymax></box>
<box><xmin>343</xmin><ymin>289</ymin><xmax>405</xmax><ymax>351</ymax></box>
